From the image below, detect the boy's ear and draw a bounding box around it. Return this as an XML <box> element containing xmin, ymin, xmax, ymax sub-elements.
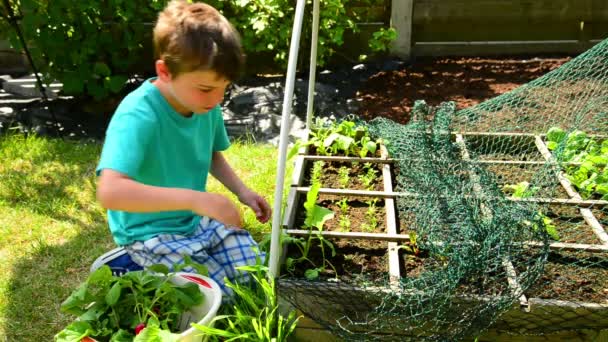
<box><xmin>155</xmin><ymin>60</ymin><xmax>172</xmax><ymax>82</ymax></box>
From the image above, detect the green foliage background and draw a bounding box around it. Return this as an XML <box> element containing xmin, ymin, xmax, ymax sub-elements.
<box><xmin>0</xmin><ymin>0</ymin><xmax>392</xmax><ymax>100</ymax></box>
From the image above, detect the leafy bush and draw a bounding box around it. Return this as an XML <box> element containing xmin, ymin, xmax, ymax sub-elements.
<box><xmin>3</xmin><ymin>0</ymin><xmax>165</xmax><ymax>100</ymax></box>
<box><xmin>2</xmin><ymin>0</ymin><xmax>394</xmax><ymax>100</ymax></box>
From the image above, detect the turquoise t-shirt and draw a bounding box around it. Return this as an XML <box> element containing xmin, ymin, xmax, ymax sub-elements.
<box><xmin>96</xmin><ymin>79</ymin><xmax>231</xmax><ymax>246</ymax></box>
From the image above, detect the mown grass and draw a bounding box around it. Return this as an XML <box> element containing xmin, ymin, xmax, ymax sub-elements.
<box><xmin>0</xmin><ymin>133</ymin><xmax>288</xmax><ymax>341</ymax></box>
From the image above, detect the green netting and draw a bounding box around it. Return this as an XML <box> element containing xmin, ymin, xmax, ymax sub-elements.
<box><xmin>278</xmin><ymin>38</ymin><xmax>608</xmax><ymax>341</ymax></box>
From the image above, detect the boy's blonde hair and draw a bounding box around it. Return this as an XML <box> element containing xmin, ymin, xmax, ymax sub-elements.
<box><xmin>153</xmin><ymin>0</ymin><xmax>244</xmax><ymax>81</ymax></box>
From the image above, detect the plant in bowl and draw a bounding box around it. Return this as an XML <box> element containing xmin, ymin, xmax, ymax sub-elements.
<box><xmin>55</xmin><ymin>261</ymin><xmax>217</xmax><ymax>342</ymax></box>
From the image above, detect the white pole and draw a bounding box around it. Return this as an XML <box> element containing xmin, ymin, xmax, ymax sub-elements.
<box><xmin>305</xmin><ymin>0</ymin><xmax>320</xmax><ymax>129</ymax></box>
<box><xmin>268</xmin><ymin>0</ymin><xmax>307</xmax><ymax>280</ymax></box>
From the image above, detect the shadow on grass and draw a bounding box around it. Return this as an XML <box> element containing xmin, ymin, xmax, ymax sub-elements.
<box><xmin>2</xmin><ymin>219</ymin><xmax>114</xmax><ymax>341</ymax></box>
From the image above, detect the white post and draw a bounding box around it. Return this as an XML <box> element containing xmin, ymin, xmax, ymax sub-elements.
<box><xmin>305</xmin><ymin>0</ymin><xmax>320</xmax><ymax>129</ymax></box>
<box><xmin>268</xmin><ymin>0</ymin><xmax>307</xmax><ymax>280</ymax></box>
<box><xmin>390</xmin><ymin>0</ymin><xmax>414</xmax><ymax>59</ymax></box>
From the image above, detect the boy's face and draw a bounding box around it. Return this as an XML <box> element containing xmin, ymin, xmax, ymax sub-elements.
<box><xmin>167</xmin><ymin>69</ymin><xmax>230</xmax><ymax>115</ymax></box>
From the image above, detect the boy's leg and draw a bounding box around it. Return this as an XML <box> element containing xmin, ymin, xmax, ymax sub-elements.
<box><xmin>125</xmin><ymin>218</ymin><xmax>232</xmax><ymax>296</ymax></box>
<box><xmin>200</xmin><ymin>218</ymin><xmax>266</xmax><ymax>286</ymax></box>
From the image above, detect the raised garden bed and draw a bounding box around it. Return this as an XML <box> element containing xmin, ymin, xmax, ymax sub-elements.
<box><xmin>280</xmin><ymin>126</ymin><xmax>608</xmax><ymax>338</ymax></box>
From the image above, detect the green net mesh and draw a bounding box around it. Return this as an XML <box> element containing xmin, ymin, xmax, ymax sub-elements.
<box><xmin>278</xmin><ymin>38</ymin><xmax>608</xmax><ymax>341</ymax></box>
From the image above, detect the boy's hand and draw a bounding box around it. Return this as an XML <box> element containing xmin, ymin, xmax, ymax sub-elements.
<box><xmin>238</xmin><ymin>189</ymin><xmax>272</xmax><ymax>223</ymax></box>
<box><xmin>192</xmin><ymin>193</ymin><xmax>243</xmax><ymax>228</ymax></box>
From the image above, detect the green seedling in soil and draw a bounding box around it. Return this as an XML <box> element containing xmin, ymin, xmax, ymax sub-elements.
<box><xmin>361</xmin><ymin>198</ymin><xmax>379</xmax><ymax>232</ymax></box>
<box><xmin>337</xmin><ymin>197</ymin><xmax>349</xmax><ymax>215</ymax></box>
<box><xmin>546</xmin><ymin>127</ymin><xmax>608</xmax><ymax>199</ymax></box>
<box><xmin>399</xmin><ymin>232</ymin><xmax>420</xmax><ymax>257</ymax></box>
<box><xmin>506</xmin><ymin>182</ymin><xmax>560</xmax><ymax>241</ymax></box>
<box><xmin>336</xmin><ymin>197</ymin><xmax>351</xmax><ymax>232</ymax></box>
<box><xmin>502</xmin><ymin>181</ymin><xmax>539</xmax><ymax>198</ymax></box>
<box><xmin>523</xmin><ymin>214</ymin><xmax>560</xmax><ymax>241</ymax></box>
<box><xmin>285</xmin><ymin>182</ymin><xmax>337</xmax><ymax>280</ymax></box>
<box><xmin>338</xmin><ymin>166</ymin><xmax>350</xmax><ymax>188</ymax></box>
<box><xmin>339</xmin><ymin>215</ymin><xmax>351</xmax><ymax>232</ymax></box>
<box><xmin>358</xmin><ymin>163</ymin><xmax>378</xmax><ymax>190</ymax></box>
<box><xmin>310</xmin><ymin>160</ymin><xmax>325</xmax><ymax>185</ymax></box>
<box><xmin>287</xmin><ymin>118</ymin><xmax>381</xmax><ymax>158</ymax></box>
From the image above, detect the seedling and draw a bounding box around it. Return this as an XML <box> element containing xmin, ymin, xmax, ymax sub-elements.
<box><xmin>337</xmin><ymin>197</ymin><xmax>349</xmax><ymax>215</ymax></box>
<box><xmin>287</xmin><ymin>118</ymin><xmax>382</xmax><ymax>158</ymax></box>
<box><xmin>285</xmin><ymin>182</ymin><xmax>337</xmax><ymax>280</ymax></box>
<box><xmin>400</xmin><ymin>232</ymin><xmax>421</xmax><ymax>257</ymax></box>
<box><xmin>361</xmin><ymin>198</ymin><xmax>379</xmax><ymax>232</ymax></box>
<box><xmin>358</xmin><ymin>163</ymin><xmax>378</xmax><ymax>190</ymax></box>
<box><xmin>503</xmin><ymin>181</ymin><xmax>539</xmax><ymax>198</ymax></box>
<box><xmin>310</xmin><ymin>161</ymin><xmax>325</xmax><ymax>185</ymax></box>
<box><xmin>545</xmin><ymin>126</ymin><xmax>608</xmax><ymax>200</ymax></box>
<box><xmin>506</xmin><ymin>182</ymin><xmax>560</xmax><ymax>241</ymax></box>
<box><xmin>338</xmin><ymin>166</ymin><xmax>350</xmax><ymax>188</ymax></box>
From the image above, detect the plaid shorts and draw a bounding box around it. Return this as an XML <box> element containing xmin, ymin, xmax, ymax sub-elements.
<box><xmin>125</xmin><ymin>216</ymin><xmax>265</xmax><ymax>298</ymax></box>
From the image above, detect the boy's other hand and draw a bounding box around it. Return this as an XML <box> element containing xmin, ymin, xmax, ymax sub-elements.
<box><xmin>193</xmin><ymin>193</ymin><xmax>243</xmax><ymax>228</ymax></box>
<box><xmin>238</xmin><ymin>189</ymin><xmax>272</xmax><ymax>223</ymax></box>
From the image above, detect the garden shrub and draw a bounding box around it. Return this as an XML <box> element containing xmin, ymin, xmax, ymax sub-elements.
<box><xmin>1</xmin><ymin>0</ymin><xmax>394</xmax><ymax>100</ymax></box>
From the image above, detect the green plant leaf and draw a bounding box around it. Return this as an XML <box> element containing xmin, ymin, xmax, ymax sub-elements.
<box><xmin>54</xmin><ymin>321</ymin><xmax>94</xmax><ymax>342</ymax></box>
<box><xmin>546</xmin><ymin>127</ymin><xmax>566</xmax><ymax>143</ymax></box>
<box><xmin>105</xmin><ymin>282</ymin><xmax>122</xmax><ymax>306</ymax></box>
<box><xmin>134</xmin><ymin>324</ymin><xmax>179</xmax><ymax>342</ymax></box>
<box><xmin>305</xmin><ymin>205</ymin><xmax>334</xmax><ymax>230</ymax></box>
<box><xmin>94</xmin><ymin>62</ymin><xmax>112</xmax><ymax>77</ymax></box>
<box><xmin>107</xmin><ymin>75</ymin><xmax>127</xmax><ymax>93</ymax></box>
<box><xmin>147</xmin><ymin>264</ymin><xmax>170</xmax><ymax>275</ymax></box>
<box><xmin>304</xmin><ymin>268</ymin><xmax>319</xmax><ymax>280</ymax></box>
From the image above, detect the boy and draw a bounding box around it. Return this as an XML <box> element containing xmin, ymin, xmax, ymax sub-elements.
<box><xmin>92</xmin><ymin>0</ymin><xmax>271</xmax><ymax>296</ymax></box>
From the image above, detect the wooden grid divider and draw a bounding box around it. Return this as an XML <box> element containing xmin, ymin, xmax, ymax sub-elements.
<box><xmin>533</xmin><ymin>135</ymin><xmax>608</xmax><ymax>246</ymax></box>
<box><xmin>456</xmin><ymin>134</ymin><xmax>527</xmax><ymax>305</ymax></box>
<box><xmin>283</xmin><ymin>141</ymin><xmax>409</xmax><ymax>282</ymax></box>
<box><xmin>380</xmin><ymin>145</ymin><xmax>402</xmax><ymax>282</ymax></box>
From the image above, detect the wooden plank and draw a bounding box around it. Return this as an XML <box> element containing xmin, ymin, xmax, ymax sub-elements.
<box><xmin>390</xmin><ymin>0</ymin><xmax>414</xmax><ymax>59</ymax></box>
<box><xmin>507</xmin><ymin>197</ymin><xmax>608</xmax><ymax>208</ymax></box>
<box><xmin>455</xmin><ymin>134</ymin><xmax>493</xmax><ymax>220</ymax></box>
<box><xmin>285</xmin><ymin>229</ymin><xmax>411</xmax><ymax>242</ymax></box>
<box><xmin>534</xmin><ymin>136</ymin><xmax>608</xmax><ymax>245</ymax></box>
<box><xmin>381</xmin><ymin>144</ymin><xmax>401</xmax><ymax>281</ymax></box>
<box><xmin>293</xmin><ymin>186</ymin><xmax>608</xmax><ymax>207</ymax></box>
<box><xmin>526</xmin><ymin>241</ymin><xmax>608</xmax><ymax>253</ymax></box>
<box><xmin>294</xmin><ymin>187</ymin><xmax>399</xmax><ymax>198</ymax></box>
<box><xmin>474</xmin><ymin>159</ymin><xmax>583</xmax><ymax>167</ymax></box>
<box><xmin>502</xmin><ymin>258</ymin><xmax>529</xmax><ymax>311</ymax></box>
<box><xmin>291</xmin><ymin>155</ymin><xmax>308</xmax><ymax>186</ymax></box>
<box><xmin>283</xmin><ymin>187</ymin><xmax>300</xmax><ymax>229</ymax></box>
<box><xmin>411</xmin><ymin>0</ymin><xmax>604</xmax><ymax>42</ymax></box>
<box><xmin>300</xmin><ymin>155</ymin><xmax>395</xmax><ymax>164</ymax></box>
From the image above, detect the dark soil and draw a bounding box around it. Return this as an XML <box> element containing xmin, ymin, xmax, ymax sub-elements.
<box><xmin>301</xmin><ymin>159</ymin><xmax>384</xmax><ymax>191</ymax></box>
<box><xmin>293</xmin><ymin>194</ymin><xmax>387</xmax><ymax>238</ymax></box>
<box><xmin>524</xmin><ymin>251</ymin><xmax>608</xmax><ymax>303</ymax></box>
<box><xmin>402</xmin><ymin>248</ymin><xmax>510</xmax><ymax>297</ymax></box>
<box><xmin>356</xmin><ymin>56</ymin><xmax>571</xmax><ymax>124</ymax></box>
<box><xmin>288</xmin><ymin>139</ymin><xmax>397</xmax><ymax>280</ymax></box>
<box><xmin>463</xmin><ymin>135</ymin><xmax>545</xmax><ymax>162</ymax></box>
<box><xmin>544</xmin><ymin>204</ymin><xmax>604</xmax><ymax>245</ymax></box>
<box><xmin>484</xmin><ymin>164</ymin><xmax>569</xmax><ymax>199</ymax></box>
<box><xmin>283</xmin><ymin>240</ymin><xmax>389</xmax><ymax>283</ymax></box>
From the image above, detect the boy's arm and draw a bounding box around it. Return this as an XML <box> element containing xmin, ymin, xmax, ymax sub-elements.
<box><xmin>97</xmin><ymin>169</ymin><xmax>242</xmax><ymax>227</ymax></box>
<box><xmin>209</xmin><ymin>151</ymin><xmax>271</xmax><ymax>222</ymax></box>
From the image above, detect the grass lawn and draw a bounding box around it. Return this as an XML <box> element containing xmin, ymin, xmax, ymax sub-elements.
<box><xmin>0</xmin><ymin>133</ymin><xmax>288</xmax><ymax>341</ymax></box>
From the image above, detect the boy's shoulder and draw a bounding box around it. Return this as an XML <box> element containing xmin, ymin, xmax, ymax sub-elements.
<box><xmin>114</xmin><ymin>80</ymin><xmax>162</xmax><ymax>120</ymax></box>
